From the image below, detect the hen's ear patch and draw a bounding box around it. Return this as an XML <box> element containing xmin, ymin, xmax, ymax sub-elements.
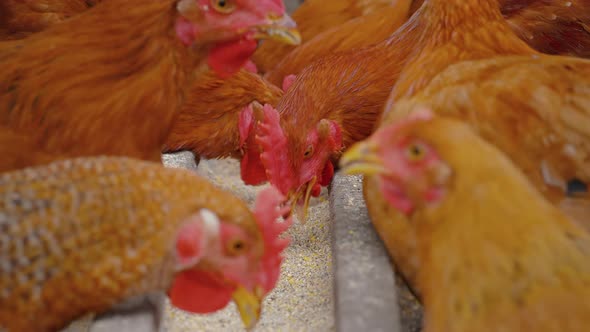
<box><xmin>317</xmin><ymin>119</ymin><xmax>342</xmax><ymax>148</ymax></box>
<box><xmin>175</xmin><ymin>217</ymin><xmax>204</xmax><ymax>270</ymax></box>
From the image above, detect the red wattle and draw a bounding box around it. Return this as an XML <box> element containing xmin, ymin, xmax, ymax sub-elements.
<box><xmin>240</xmin><ymin>134</ymin><xmax>268</xmax><ymax>185</ymax></box>
<box><xmin>319</xmin><ymin>162</ymin><xmax>335</xmax><ymax>186</ymax></box>
<box><xmin>169</xmin><ymin>271</ymin><xmax>233</xmax><ymax>313</ymax></box>
<box><xmin>311</xmin><ymin>184</ymin><xmax>322</xmax><ymax>197</ymax></box>
<box><xmin>208</xmin><ymin>38</ymin><xmax>258</xmax><ymax>78</ymax></box>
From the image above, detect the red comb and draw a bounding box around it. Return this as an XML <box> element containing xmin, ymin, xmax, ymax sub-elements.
<box><xmin>253</xmin><ymin>186</ymin><xmax>293</xmax><ymax>293</ymax></box>
<box><xmin>239</xmin><ymin>104</ymin><xmax>268</xmax><ymax>185</ymax></box>
<box><xmin>255</xmin><ymin>104</ymin><xmax>295</xmax><ymax>194</ymax></box>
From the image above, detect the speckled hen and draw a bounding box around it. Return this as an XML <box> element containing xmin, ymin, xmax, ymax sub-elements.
<box><xmin>0</xmin><ymin>157</ymin><xmax>292</xmax><ymax>332</ymax></box>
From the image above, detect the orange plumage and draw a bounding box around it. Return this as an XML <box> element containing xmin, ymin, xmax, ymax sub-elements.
<box><xmin>264</xmin><ymin>0</ymin><xmax>413</xmax><ymax>86</ymax></box>
<box><xmin>383</xmin><ymin>55</ymin><xmax>590</xmax><ymax>206</ymax></box>
<box><xmin>0</xmin><ymin>0</ymin><xmax>101</xmax><ymax>40</ymax></box>
<box><xmin>340</xmin><ymin>113</ymin><xmax>590</xmax><ymax>332</ymax></box>
<box><xmin>502</xmin><ymin>0</ymin><xmax>590</xmax><ymax>58</ymax></box>
<box><xmin>0</xmin><ymin>125</ymin><xmax>60</xmax><ymax>172</ymax></box>
<box><xmin>0</xmin><ymin>156</ymin><xmax>292</xmax><ymax>332</ymax></box>
<box><xmin>164</xmin><ymin>69</ymin><xmax>283</xmax><ymax>162</ymax></box>
<box><xmin>0</xmin><ymin>0</ymin><xmax>197</xmax><ymax>164</ymax></box>
<box><xmin>253</xmin><ymin>0</ymin><xmax>500</xmax><ymax>209</ymax></box>
<box><xmin>265</xmin><ymin>0</ymin><xmax>590</xmax><ymax>86</ymax></box>
<box><xmin>0</xmin><ymin>0</ymin><xmax>298</xmax><ymax>171</ymax></box>
<box><xmin>255</xmin><ymin>0</ymin><xmax>590</xmax><ymax>215</ymax></box>
<box><xmin>252</xmin><ymin>0</ymin><xmax>393</xmax><ymax>74</ymax></box>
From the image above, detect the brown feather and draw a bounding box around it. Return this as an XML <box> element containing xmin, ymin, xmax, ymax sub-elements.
<box><xmin>0</xmin><ymin>0</ymin><xmax>101</xmax><ymax>40</ymax></box>
<box><xmin>0</xmin><ymin>0</ymin><xmax>202</xmax><ymax>165</ymax></box>
<box><xmin>252</xmin><ymin>0</ymin><xmax>393</xmax><ymax>73</ymax></box>
<box><xmin>164</xmin><ymin>69</ymin><xmax>283</xmax><ymax>160</ymax></box>
<box><xmin>264</xmin><ymin>0</ymin><xmax>413</xmax><ymax>86</ymax></box>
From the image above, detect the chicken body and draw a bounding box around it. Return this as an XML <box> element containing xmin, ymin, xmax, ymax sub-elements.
<box><xmin>341</xmin><ymin>115</ymin><xmax>590</xmax><ymax>332</ymax></box>
<box><xmin>0</xmin><ymin>125</ymin><xmax>59</xmax><ymax>172</ymax></box>
<box><xmin>252</xmin><ymin>0</ymin><xmax>393</xmax><ymax>73</ymax></box>
<box><xmin>0</xmin><ymin>0</ymin><xmax>100</xmax><ymax>40</ymax></box>
<box><xmin>264</xmin><ymin>0</ymin><xmax>413</xmax><ymax>86</ymax></box>
<box><xmin>0</xmin><ymin>0</ymin><xmax>197</xmax><ymax>164</ymax></box>
<box><xmin>502</xmin><ymin>0</ymin><xmax>590</xmax><ymax>58</ymax></box>
<box><xmin>0</xmin><ymin>156</ymin><xmax>269</xmax><ymax>331</ymax></box>
<box><xmin>264</xmin><ymin>0</ymin><xmax>412</xmax><ymax>84</ymax></box>
<box><xmin>0</xmin><ymin>0</ymin><xmax>297</xmax><ymax>172</ymax></box>
<box><xmin>386</xmin><ymin>0</ymin><xmax>535</xmax><ymax>103</ymax></box>
<box><xmin>164</xmin><ymin>69</ymin><xmax>283</xmax><ymax>161</ymax></box>
<box><xmin>384</xmin><ymin>55</ymin><xmax>590</xmax><ymax>202</ymax></box>
<box><xmin>265</xmin><ymin>0</ymin><xmax>590</xmax><ymax>86</ymax></box>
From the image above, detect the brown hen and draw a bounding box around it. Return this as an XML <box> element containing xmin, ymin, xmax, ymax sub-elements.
<box><xmin>0</xmin><ymin>0</ymin><xmax>299</xmax><ymax>171</ymax></box>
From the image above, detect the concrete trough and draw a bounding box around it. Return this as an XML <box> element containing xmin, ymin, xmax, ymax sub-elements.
<box><xmin>329</xmin><ymin>174</ymin><xmax>402</xmax><ymax>332</ymax></box>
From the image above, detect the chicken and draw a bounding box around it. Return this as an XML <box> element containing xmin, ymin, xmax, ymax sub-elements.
<box><xmin>0</xmin><ymin>0</ymin><xmax>101</xmax><ymax>40</ymax></box>
<box><xmin>163</xmin><ymin>68</ymin><xmax>283</xmax><ymax>184</ymax></box>
<box><xmin>339</xmin><ymin>111</ymin><xmax>590</xmax><ymax>332</ymax></box>
<box><xmin>252</xmin><ymin>0</ymin><xmax>393</xmax><ymax>74</ymax></box>
<box><xmin>255</xmin><ymin>0</ymin><xmax>590</xmax><ymax>219</ymax></box>
<box><xmin>0</xmin><ymin>0</ymin><xmax>300</xmax><ymax>171</ymax></box>
<box><xmin>0</xmin><ymin>156</ymin><xmax>292</xmax><ymax>332</ymax></box>
<box><xmin>264</xmin><ymin>0</ymin><xmax>413</xmax><ymax>86</ymax></box>
<box><xmin>381</xmin><ymin>55</ymin><xmax>590</xmax><ymax>206</ymax></box>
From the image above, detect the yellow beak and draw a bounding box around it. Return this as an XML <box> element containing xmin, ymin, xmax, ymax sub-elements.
<box><xmin>232</xmin><ymin>286</ymin><xmax>263</xmax><ymax>330</ymax></box>
<box><xmin>287</xmin><ymin>175</ymin><xmax>316</xmax><ymax>224</ymax></box>
<box><xmin>254</xmin><ymin>14</ymin><xmax>302</xmax><ymax>45</ymax></box>
<box><xmin>339</xmin><ymin>141</ymin><xmax>388</xmax><ymax>176</ymax></box>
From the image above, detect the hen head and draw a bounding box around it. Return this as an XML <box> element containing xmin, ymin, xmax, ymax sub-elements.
<box><xmin>340</xmin><ymin>109</ymin><xmax>453</xmax><ymax>216</ymax></box>
<box><xmin>169</xmin><ymin>186</ymin><xmax>292</xmax><ymax>329</ymax></box>
<box><xmin>175</xmin><ymin>0</ymin><xmax>301</xmax><ymax>77</ymax></box>
<box><xmin>253</xmin><ymin>103</ymin><xmax>342</xmax><ymax>221</ymax></box>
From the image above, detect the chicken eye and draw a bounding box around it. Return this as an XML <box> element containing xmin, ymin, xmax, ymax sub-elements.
<box><xmin>210</xmin><ymin>0</ymin><xmax>236</xmax><ymax>14</ymax></box>
<box><xmin>406</xmin><ymin>143</ymin><xmax>426</xmax><ymax>161</ymax></box>
<box><xmin>304</xmin><ymin>145</ymin><xmax>314</xmax><ymax>159</ymax></box>
<box><xmin>227</xmin><ymin>239</ymin><xmax>246</xmax><ymax>255</ymax></box>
